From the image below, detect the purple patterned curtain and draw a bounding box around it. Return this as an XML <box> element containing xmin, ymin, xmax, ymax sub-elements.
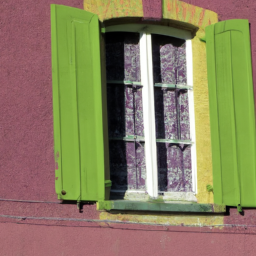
<box><xmin>106</xmin><ymin>32</ymin><xmax>146</xmax><ymax>192</ymax></box>
<box><xmin>152</xmin><ymin>34</ymin><xmax>192</xmax><ymax>192</ymax></box>
<box><xmin>106</xmin><ymin>32</ymin><xmax>193</xmax><ymax>194</ymax></box>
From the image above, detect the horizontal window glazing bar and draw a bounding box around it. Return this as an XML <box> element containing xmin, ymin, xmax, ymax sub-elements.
<box><xmin>154</xmin><ymin>83</ymin><xmax>192</xmax><ymax>90</ymax></box>
<box><xmin>156</xmin><ymin>139</ymin><xmax>193</xmax><ymax>144</ymax></box>
<box><xmin>109</xmin><ymin>135</ymin><xmax>145</xmax><ymax>142</ymax></box>
<box><xmin>109</xmin><ymin>136</ymin><xmax>193</xmax><ymax>144</ymax></box>
<box><xmin>107</xmin><ymin>80</ymin><xmax>142</xmax><ymax>86</ymax></box>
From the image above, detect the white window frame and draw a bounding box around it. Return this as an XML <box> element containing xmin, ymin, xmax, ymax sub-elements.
<box><xmin>105</xmin><ymin>24</ymin><xmax>197</xmax><ymax>201</ymax></box>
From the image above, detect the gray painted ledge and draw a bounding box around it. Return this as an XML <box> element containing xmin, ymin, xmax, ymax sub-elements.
<box><xmin>97</xmin><ymin>200</ymin><xmax>226</xmax><ymax>213</ymax></box>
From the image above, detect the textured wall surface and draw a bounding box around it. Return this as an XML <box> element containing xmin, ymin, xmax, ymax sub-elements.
<box><xmin>0</xmin><ymin>0</ymin><xmax>77</xmax><ymax>201</ymax></box>
<box><xmin>192</xmin><ymin>29</ymin><xmax>213</xmax><ymax>204</ymax></box>
<box><xmin>142</xmin><ymin>0</ymin><xmax>162</xmax><ymax>19</ymax></box>
<box><xmin>2</xmin><ymin>221</ymin><xmax>256</xmax><ymax>256</ymax></box>
<box><xmin>1</xmin><ymin>0</ymin><xmax>256</xmax><ymax>255</ymax></box>
<box><xmin>163</xmin><ymin>0</ymin><xmax>218</xmax><ymax>28</ymax></box>
<box><xmin>84</xmin><ymin>0</ymin><xmax>144</xmax><ymax>21</ymax></box>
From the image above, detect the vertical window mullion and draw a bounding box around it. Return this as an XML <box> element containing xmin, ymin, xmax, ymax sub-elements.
<box><xmin>186</xmin><ymin>39</ymin><xmax>197</xmax><ymax>194</ymax></box>
<box><xmin>140</xmin><ymin>32</ymin><xmax>158</xmax><ymax>198</ymax></box>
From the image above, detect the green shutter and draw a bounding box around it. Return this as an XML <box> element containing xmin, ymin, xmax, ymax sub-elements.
<box><xmin>51</xmin><ymin>4</ymin><xmax>110</xmax><ymax>202</ymax></box>
<box><xmin>206</xmin><ymin>19</ymin><xmax>256</xmax><ymax>207</ymax></box>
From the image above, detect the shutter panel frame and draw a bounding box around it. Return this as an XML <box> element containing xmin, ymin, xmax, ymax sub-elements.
<box><xmin>51</xmin><ymin>4</ymin><xmax>110</xmax><ymax>202</ymax></box>
<box><xmin>206</xmin><ymin>19</ymin><xmax>256</xmax><ymax>207</ymax></box>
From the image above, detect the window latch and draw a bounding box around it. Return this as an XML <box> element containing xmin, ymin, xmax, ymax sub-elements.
<box><xmin>105</xmin><ymin>180</ymin><xmax>112</xmax><ymax>187</ymax></box>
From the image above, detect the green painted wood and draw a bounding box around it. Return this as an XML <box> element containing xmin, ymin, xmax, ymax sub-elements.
<box><xmin>51</xmin><ymin>4</ymin><xmax>109</xmax><ymax>201</ymax></box>
<box><xmin>206</xmin><ymin>19</ymin><xmax>256</xmax><ymax>207</ymax></box>
<box><xmin>109</xmin><ymin>136</ymin><xmax>193</xmax><ymax>144</ymax></box>
<box><xmin>154</xmin><ymin>83</ymin><xmax>192</xmax><ymax>90</ymax></box>
<box><xmin>97</xmin><ymin>200</ymin><xmax>226</xmax><ymax>213</ymax></box>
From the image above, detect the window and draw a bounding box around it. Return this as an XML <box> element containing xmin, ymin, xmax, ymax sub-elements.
<box><xmin>105</xmin><ymin>26</ymin><xmax>197</xmax><ymax>201</ymax></box>
<box><xmin>51</xmin><ymin>4</ymin><xmax>256</xmax><ymax>211</ymax></box>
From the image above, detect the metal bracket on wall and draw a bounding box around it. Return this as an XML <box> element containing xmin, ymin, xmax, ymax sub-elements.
<box><xmin>199</xmin><ymin>36</ymin><xmax>206</xmax><ymax>42</ymax></box>
<box><xmin>206</xmin><ymin>184</ymin><xmax>214</xmax><ymax>192</ymax></box>
<box><xmin>77</xmin><ymin>199</ymin><xmax>81</xmax><ymax>212</ymax></box>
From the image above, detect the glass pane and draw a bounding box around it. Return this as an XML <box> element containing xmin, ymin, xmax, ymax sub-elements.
<box><xmin>128</xmin><ymin>142</ymin><xmax>146</xmax><ymax>190</ymax></box>
<box><xmin>107</xmin><ymin>85</ymin><xmax>144</xmax><ymax>137</ymax></box>
<box><xmin>157</xmin><ymin>144</ymin><xmax>192</xmax><ymax>192</ymax></box>
<box><xmin>152</xmin><ymin>34</ymin><xmax>187</xmax><ymax>84</ymax></box>
<box><xmin>106</xmin><ymin>32</ymin><xmax>141</xmax><ymax>82</ymax></box>
<box><xmin>154</xmin><ymin>88</ymin><xmax>191</xmax><ymax>140</ymax></box>
<box><xmin>107</xmin><ymin>85</ymin><xmax>126</xmax><ymax>137</ymax></box>
<box><xmin>154</xmin><ymin>87</ymin><xmax>178</xmax><ymax>140</ymax></box>
<box><xmin>179</xmin><ymin>90</ymin><xmax>190</xmax><ymax>140</ymax></box>
<box><xmin>134</xmin><ymin>88</ymin><xmax>144</xmax><ymax>136</ymax></box>
<box><xmin>109</xmin><ymin>141</ymin><xmax>146</xmax><ymax>191</ymax></box>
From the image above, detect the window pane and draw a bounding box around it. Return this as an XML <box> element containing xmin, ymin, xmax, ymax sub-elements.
<box><xmin>109</xmin><ymin>141</ymin><xmax>127</xmax><ymax>191</ymax></box>
<box><xmin>179</xmin><ymin>90</ymin><xmax>190</xmax><ymax>140</ymax></box>
<box><xmin>134</xmin><ymin>88</ymin><xmax>144</xmax><ymax>136</ymax></box>
<box><xmin>107</xmin><ymin>85</ymin><xmax>144</xmax><ymax>137</ymax></box>
<box><xmin>157</xmin><ymin>144</ymin><xmax>192</xmax><ymax>192</ymax></box>
<box><xmin>154</xmin><ymin>88</ymin><xmax>190</xmax><ymax>140</ymax></box>
<box><xmin>106</xmin><ymin>32</ymin><xmax>141</xmax><ymax>82</ymax></box>
<box><xmin>109</xmin><ymin>141</ymin><xmax>146</xmax><ymax>191</ymax></box>
<box><xmin>107</xmin><ymin>85</ymin><xmax>125</xmax><ymax>137</ymax></box>
<box><xmin>152</xmin><ymin>34</ymin><xmax>186</xmax><ymax>84</ymax></box>
<box><xmin>154</xmin><ymin>87</ymin><xmax>178</xmax><ymax>140</ymax></box>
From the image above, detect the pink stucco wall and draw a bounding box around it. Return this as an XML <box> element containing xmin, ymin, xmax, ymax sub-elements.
<box><xmin>142</xmin><ymin>0</ymin><xmax>162</xmax><ymax>19</ymax></box>
<box><xmin>1</xmin><ymin>222</ymin><xmax>256</xmax><ymax>256</ymax></box>
<box><xmin>1</xmin><ymin>0</ymin><xmax>256</xmax><ymax>255</ymax></box>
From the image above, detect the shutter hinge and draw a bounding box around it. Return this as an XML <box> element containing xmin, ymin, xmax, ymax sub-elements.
<box><xmin>237</xmin><ymin>204</ymin><xmax>243</xmax><ymax>213</ymax></box>
<box><xmin>77</xmin><ymin>197</ymin><xmax>82</xmax><ymax>212</ymax></box>
<box><xmin>105</xmin><ymin>180</ymin><xmax>112</xmax><ymax>187</ymax></box>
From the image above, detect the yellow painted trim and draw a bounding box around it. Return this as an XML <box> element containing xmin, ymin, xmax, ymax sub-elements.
<box><xmin>100</xmin><ymin>211</ymin><xmax>224</xmax><ymax>228</ymax></box>
<box><xmin>84</xmin><ymin>0</ymin><xmax>218</xmax><ymax>29</ymax></box>
<box><xmin>163</xmin><ymin>0</ymin><xmax>218</xmax><ymax>29</ymax></box>
<box><xmin>84</xmin><ymin>0</ymin><xmax>144</xmax><ymax>21</ymax></box>
<box><xmin>192</xmin><ymin>29</ymin><xmax>216</xmax><ymax>204</ymax></box>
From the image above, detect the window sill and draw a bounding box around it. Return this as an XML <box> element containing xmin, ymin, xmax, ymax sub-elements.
<box><xmin>97</xmin><ymin>200</ymin><xmax>226</xmax><ymax>213</ymax></box>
